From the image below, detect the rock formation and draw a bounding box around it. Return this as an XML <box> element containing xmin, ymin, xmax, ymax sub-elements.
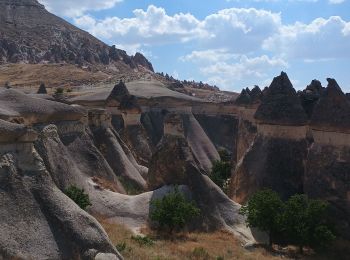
<box><xmin>231</xmin><ymin>72</ymin><xmax>308</xmax><ymax>203</ymax></box>
<box><xmin>234</xmin><ymin>86</ymin><xmax>262</xmax><ymax>162</ymax></box>
<box><xmin>147</xmin><ymin>113</ymin><xmax>256</xmax><ymax>244</ymax></box>
<box><xmin>0</xmin><ymin>108</ymin><xmax>122</xmax><ymax>259</ymax></box>
<box><xmin>0</xmin><ymin>0</ymin><xmax>153</xmax><ymax>71</ymax></box>
<box><xmin>298</xmin><ymin>79</ymin><xmax>324</xmax><ymax>118</ymax></box>
<box><xmin>304</xmin><ymin>78</ymin><xmax>350</xmax><ymax>239</ymax></box>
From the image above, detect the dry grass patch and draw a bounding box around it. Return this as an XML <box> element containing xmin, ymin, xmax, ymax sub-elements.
<box><xmin>96</xmin><ymin>216</ymin><xmax>284</xmax><ymax>260</ymax></box>
<box><xmin>0</xmin><ymin>64</ymin><xmax>108</xmax><ymax>90</ymax></box>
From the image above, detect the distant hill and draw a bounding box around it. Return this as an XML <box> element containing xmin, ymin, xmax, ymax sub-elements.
<box><xmin>0</xmin><ymin>0</ymin><xmax>153</xmax><ymax>71</ymax></box>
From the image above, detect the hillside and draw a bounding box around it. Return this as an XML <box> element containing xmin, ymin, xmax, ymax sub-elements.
<box><xmin>0</xmin><ymin>0</ymin><xmax>153</xmax><ymax>71</ymax></box>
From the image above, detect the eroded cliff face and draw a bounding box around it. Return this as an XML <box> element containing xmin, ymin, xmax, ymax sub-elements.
<box><xmin>147</xmin><ymin>114</ymin><xmax>255</xmax><ymax>244</ymax></box>
<box><xmin>0</xmin><ymin>103</ymin><xmax>122</xmax><ymax>259</ymax></box>
<box><xmin>0</xmin><ymin>0</ymin><xmax>153</xmax><ymax>71</ymax></box>
<box><xmin>303</xmin><ymin>79</ymin><xmax>350</xmax><ymax>239</ymax></box>
<box><xmin>231</xmin><ymin>72</ymin><xmax>308</xmax><ymax>203</ymax></box>
<box><xmin>230</xmin><ymin>75</ymin><xmax>350</xmax><ymax>241</ymax></box>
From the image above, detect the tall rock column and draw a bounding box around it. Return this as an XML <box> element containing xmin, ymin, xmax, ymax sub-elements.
<box><xmin>230</xmin><ymin>72</ymin><xmax>308</xmax><ymax>203</ymax></box>
<box><xmin>305</xmin><ymin>78</ymin><xmax>350</xmax><ymax>239</ymax></box>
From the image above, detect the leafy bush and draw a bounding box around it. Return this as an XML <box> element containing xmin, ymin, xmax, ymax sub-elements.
<box><xmin>115</xmin><ymin>241</ymin><xmax>127</xmax><ymax>252</ymax></box>
<box><xmin>282</xmin><ymin>194</ymin><xmax>335</xmax><ymax>252</ymax></box>
<box><xmin>55</xmin><ymin>87</ymin><xmax>64</xmax><ymax>94</ymax></box>
<box><xmin>210</xmin><ymin>160</ymin><xmax>231</xmax><ymax>192</ymax></box>
<box><xmin>64</xmin><ymin>185</ymin><xmax>92</xmax><ymax>210</ymax></box>
<box><xmin>240</xmin><ymin>190</ymin><xmax>336</xmax><ymax>252</ymax></box>
<box><xmin>190</xmin><ymin>247</ymin><xmax>210</xmax><ymax>259</ymax></box>
<box><xmin>131</xmin><ymin>235</ymin><xmax>154</xmax><ymax>246</ymax></box>
<box><xmin>150</xmin><ymin>187</ymin><xmax>200</xmax><ymax>232</ymax></box>
<box><xmin>240</xmin><ymin>189</ymin><xmax>284</xmax><ymax>246</ymax></box>
<box><xmin>218</xmin><ymin>149</ymin><xmax>231</xmax><ymax>162</ymax></box>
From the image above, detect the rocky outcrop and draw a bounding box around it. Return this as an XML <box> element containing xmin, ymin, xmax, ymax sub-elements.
<box><xmin>0</xmin><ymin>88</ymin><xmax>85</xmax><ymax>124</ymax></box>
<box><xmin>255</xmin><ymin>72</ymin><xmax>308</xmax><ymax>126</ymax></box>
<box><xmin>310</xmin><ymin>78</ymin><xmax>350</xmax><ymax>133</ymax></box>
<box><xmin>0</xmin><ymin>120</ymin><xmax>122</xmax><ymax>259</ymax></box>
<box><xmin>231</xmin><ymin>72</ymin><xmax>308</xmax><ymax>203</ymax></box>
<box><xmin>234</xmin><ymin>86</ymin><xmax>262</xmax><ymax>162</ymax></box>
<box><xmin>304</xmin><ymin>79</ymin><xmax>350</xmax><ymax>239</ymax></box>
<box><xmin>298</xmin><ymin>79</ymin><xmax>324</xmax><ymax>118</ymax></box>
<box><xmin>147</xmin><ymin>114</ymin><xmax>255</xmax><ymax>244</ymax></box>
<box><xmin>0</xmin><ymin>0</ymin><xmax>153</xmax><ymax>71</ymax></box>
<box><xmin>194</xmin><ymin>114</ymin><xmax>238</xmax><ymax>159</ymax></box>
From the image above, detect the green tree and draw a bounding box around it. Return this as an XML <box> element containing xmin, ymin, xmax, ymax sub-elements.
<box><xmin>150</xmin><ymin>187</ymin><xmax>200</xmax><ymax>233</ymax></box>
<box><xmin>239</xmin><ymin>189</ymin><xmax>284</xmax><ymax>246</ymax></box>
<box><xmin>55</xmin><ymin>87</ymin><xmax>64</xmax><ymax>94</ymax></box>
<box><xmin>65</xmin><ymin>185</ymin><xmax>92</xmax><ymax>210</ymax></box>
<box><xmin>218</xmin><ymin>149</ymin><xmax>231</xmax><ymax>162</ymax></box>
<box><xmin>282</xmin><ymin>194</ymin><xmax>335</xmax><ymax>253</ymax></box>
<box><xmin>210</xmin><ymin>160</ymin><xmax>231</xmax><ymax>191</ymax></box>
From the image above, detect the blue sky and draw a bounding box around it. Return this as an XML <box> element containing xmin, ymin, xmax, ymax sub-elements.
<box><xmin>39</xmin><ymin>0</ymin><xmax>350</xmax><ymax>92</ymax></box>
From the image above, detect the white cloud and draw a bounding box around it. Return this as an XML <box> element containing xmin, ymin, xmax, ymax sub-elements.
<box><xmin>193</xmin><ymin>54</ymin><xmax>288</xmax><ymax>89</ymax></box>
<box><xmin>74</xmin><ymin>5</ymin><xmax>203</xmax><ymax>46</ymax></box>
<box><xmin>263</xmin><ymin>16</ymin><xmax>350</xmax><ymax>60</ymax></box>
<box><xmin>38</xmin><ymin>0</ymin><xmax>122</xmax><ymax>17</ymax></box>
<box><xmin>74</xmin><ymin>6</ymin><xmax>281</xmax><ymax>54</ymax></box>
<box><xmin>180</xmin><ymin>49</ymin><xmax>239</xmax><ymax>63</ymax></box>
<box><xmin>200</xmin><ymin>8</ymin><xmax>281</xmax><ymax>53</ymax></box>
<box><xmin>328</xmin><ymin>0</ymin><xmax>345</xmax><ymax>4</ymax></box>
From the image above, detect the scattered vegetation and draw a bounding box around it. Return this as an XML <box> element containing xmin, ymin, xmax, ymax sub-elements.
<box><xmin>55</xmin><ymin>87</ymin><xmax>64</xmax><ymax>94</ymax></box>
<box><xmin>190</xmin><ymin>247</ymin><xmax>210</xmax><ymax>259</ymax></box>
<box><xmin>150</xmin><ymin>186</ymin><xmax>200</xmax><ymax>233</ymax></box>
<box><xmin>282</xmin><ymin>194</ymin><xmax>336</xmax><ymax>253</ymax></box>
<box><xmin>210</xmin><ymin>160</ymin><xmax>231</xmax><ymax>194</ymax></box>
<box><xmin>209</xmin><ymin>149</ymin><xmax>233</xmax><ymax>194</ymax></box>
<box><xmin>96</xmin><ymin>215</ymin><xmax>283</xmax><ymax>260</ymax></box>
<box><xmin>64</xmin><ymin>185</ymin><xmax>92</xmax><ymax>210</ymax></box>
<box><xmin>240</xmin><ymin>189</ymin><xmax>336</xmax><ymax>253</ymax></box>
<box><xmin>4</xmin><ymin>81</ymin><xmax>11</xmax><ymax>89</ymax></box>
<box><xmin>118</xmin><ymin>176</ymin><xmax>143</xmax><ymax>195</ymax></box>
<box><xmin>131</xmin><ymin>235</ymin><xmax>155</xmax><ymax>246</ymax></box>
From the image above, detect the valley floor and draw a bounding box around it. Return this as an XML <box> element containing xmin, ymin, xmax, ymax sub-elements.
<box><xmin>96</xmin><ymin>215</ymin><xmax>350</xmax><ymax>260</ymax></box>
<box><xmin>96</xmin><ymin>216</ymin><xmax>283</xmax><ymax>260</ymax></box>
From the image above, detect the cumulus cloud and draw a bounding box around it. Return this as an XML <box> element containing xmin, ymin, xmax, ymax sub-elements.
<box><xmin>74</xmin><ymin>5</ymin><xmax>203</xmax><ymax>46</ymax></box>
<box><xmin>180</xmin><ymin>49</ymin><xmax>239</xmax><ymax>63</ymax></box>
<box><xmin>200</xmin><ymin>8</ymin><xmax>281</xmax><ymax>52</ymax></box>
<box><xmin>186</xmin><ymin>53</ymin><xmax>288</xmax><ymax>89</ymax></box>
<box><xmin>74</xmin><ymin>6</ymin><xmax>281</xmax><ymax>54</ymax></box>
<box><xmin>38</xmin><ymin>0</ymin><xmax>122</xmax><ymax>17</ymax></box>
<box><xmin>263</xmin><ymin>16</ymin><xmax>350</xmax><ymax>60</ymax></box>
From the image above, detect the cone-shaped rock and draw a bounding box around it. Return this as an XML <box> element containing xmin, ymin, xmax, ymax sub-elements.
<box><xmin>37</xmin><ymin>83</ymin><xmax>48</xmax><ymax>94</ymax></box>
<box><xmin>235</xmin><ymin>89</ymin><xmax>251</xmax><ymax>106</ymax></box>
<box><xmin>255</xmin><ymin>72</ymin><xmax>307</xmax><ymax>125</ymax></box>
<box><xmin>299</xmin><ymin>79</ymin><xmax>324</xmax><ymax>118</ymax></box>
<box><xmin>311</xmin><ymin>78</ymin><xmax>350</xmax><ymax>132</ymax></box>
<box><xmin>106</xmin><ymin>80</ymin><xmax>140</xmax><ymax>111</ymax></box>
<box><xmin>250</xmin><ymin>85</ymin><xmax>262</xmax><ymax>104</ymax></box>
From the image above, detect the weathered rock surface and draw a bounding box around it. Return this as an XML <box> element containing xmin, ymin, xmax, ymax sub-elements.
<box><xmin>304</xmin><ymin>79</ymin><xmax>350</xmax><ymax>239</ymax></box>
<box><xmin>0</xmin><ymin>89</ymin><xmax>85</xmax><ymax>124</ymax></box>
<box><xmin>147</xmin><ymin>114</ymin><xmax>255</xmax><ymax>244</ymax></box>
<box><xmin>255</xmin><ymin>72</ymin><xmax>308</xmax><ymax>125</ymax></box>
<box><xmin>194</xmin><ymin>114</ymin><xmax>238</xmax><ymax>160</ymax></box>
<box><xmin>298</xmin><ymin>79</ymin><xmax>324</xmax><ymax>118</ymax></box>
<box><xmin>231</xmin><ymin>135</ymin><xmax>307</xmax><ymax>203</ymax></box>
<box><xmin>305</xmin><ymin>143</ymin><xmax>350</xmax><ymax>239</ymax></box>
<box><xmin>0</xmin><ymin>122</ymin><xmax>122</xmax><ymax>259</ymax></box>
<box><xmin>231</xmin><ymin>72</ymin><xmax>307</xmax><ymax>203</ymax></box>
<box><xmin>310</xmin><ymin>78</ymin><xmax>350</xmax><ymax>132</ymax></box>
<box><xmin>0</xmin><ymin>0</ymin><xmax>153</xmax><ymax>71</ymax></box>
